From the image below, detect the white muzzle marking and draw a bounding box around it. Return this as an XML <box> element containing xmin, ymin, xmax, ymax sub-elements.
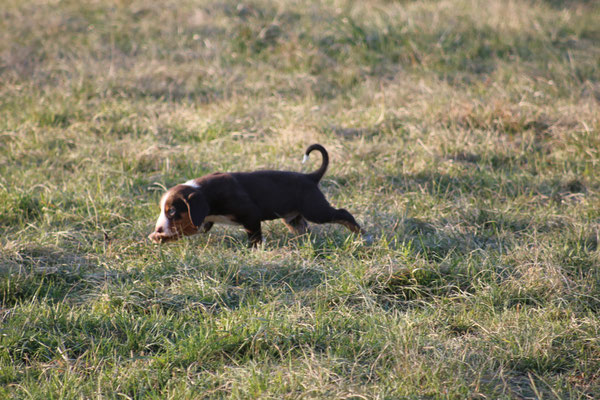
<box><xmin>155</xmin><ymin>210</ymin><xmax>172</xmax><ymax>235</ymax></box>
<box><xmin>155</xmin><ymin>194</ymin><xmax>173</xmax><ymax>236</ymax></box>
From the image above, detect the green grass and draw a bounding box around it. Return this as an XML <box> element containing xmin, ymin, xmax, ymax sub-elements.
<box><xmin>1</xmin><ymin>0</ymin><xmax>600</xmax><ymax>398</ymax></box>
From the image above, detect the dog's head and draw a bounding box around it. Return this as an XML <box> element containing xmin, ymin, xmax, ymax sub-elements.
<box><xmin>148</xmin><ymin>184</ymin><xmax>208</xmax><ymax>243</ymax></box>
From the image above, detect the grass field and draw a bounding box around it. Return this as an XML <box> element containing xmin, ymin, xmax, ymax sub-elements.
<box><xmin>1</xmin><ymin>0</ymin><xmax>600</xmax><ymax>398</ymax></box>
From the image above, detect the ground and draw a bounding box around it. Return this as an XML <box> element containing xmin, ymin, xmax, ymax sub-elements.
<box><xmin>1</xmin><ymin>0</ymin><xmax>600</xmax><ymax>398</ymax></box>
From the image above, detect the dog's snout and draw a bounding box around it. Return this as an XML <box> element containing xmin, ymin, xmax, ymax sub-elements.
<box><xmin>156</xmin><ymin>226</ymin><xmax>164</xmax><ymax>233</ymax></box>
<box><xmin>148</xmin><ymin>231</ymin><xmax>161</xmax><ymax>243</ymax></box>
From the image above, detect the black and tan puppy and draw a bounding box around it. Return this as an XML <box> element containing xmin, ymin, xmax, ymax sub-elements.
<box><xmin>148</xmin><ymin>144</ymin><xmax>367</xmax><ymax>246</ymax></box>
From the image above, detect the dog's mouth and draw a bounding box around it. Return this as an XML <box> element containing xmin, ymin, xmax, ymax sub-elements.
<box><xmin>148</xmin><ymin>223</ymin><xmax>199</xmax><ymax>243</ymax></box>
<box><xmin>148</xmin><ymin>231</ymin><xmax>181</xmax><ymax>243</ymax></box>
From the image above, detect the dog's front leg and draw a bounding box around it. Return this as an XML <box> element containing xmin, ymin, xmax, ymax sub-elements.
<box><xmin>201</xmin><ymin>221</ymin><xmax>214</xmax><ymax>233</ymax></box>
<box><xmin>242</xmin><ymin>220</ymin><xmax>262</xmax><ymax>247</ymax></box>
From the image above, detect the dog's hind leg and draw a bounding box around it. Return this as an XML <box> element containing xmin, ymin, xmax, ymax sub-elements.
<box><xmin>307</xmin><ymin>206</ymin><xmax>363</xmax><ymax>234</ymax></box>
<box><xmin>283</xmin><ymin>214</ymin><xmax>309</xmax><ymax>234</ymax></box>
<box><xmin>302</xmin><ymin>195</ymin><xmax>363</xmax><ymax>235</ymax></box>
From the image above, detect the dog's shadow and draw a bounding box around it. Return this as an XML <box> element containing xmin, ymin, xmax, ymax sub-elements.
<box><xmin>142</xmin><ymin>211</ymin><xmax>521</xmax><ymax>314</ymax></box>
<box><xmin>200</xmin><ymin>223</ymin><xmax>367</xmax><ymax>254</ymax></box>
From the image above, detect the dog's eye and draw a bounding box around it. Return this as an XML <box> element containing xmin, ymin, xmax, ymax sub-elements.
<box><xmin>167</xmin><ymin>208</ymin><xmax>177</xmax><ymax>218</ymax></box>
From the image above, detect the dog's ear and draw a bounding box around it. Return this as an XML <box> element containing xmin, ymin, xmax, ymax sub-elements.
<box><xmin>183</xmin><ymin>191</ymin><xmax>209</xmax><ymax>229</ymax></box>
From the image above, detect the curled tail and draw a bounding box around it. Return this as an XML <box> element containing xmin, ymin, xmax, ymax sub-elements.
<box><xmin>302</xmin><ymin>144</ymin><xmax>329</xmax><ymax>182</ymax></box>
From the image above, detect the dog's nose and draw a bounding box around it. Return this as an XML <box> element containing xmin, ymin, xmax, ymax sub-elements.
<box><xmin>156</xmin><ymin>226</ymin><xmax>164</xmax><ymax>233</ymax></box>
<box><xmin>148</xmin><ymin>231</ymin><xmax>159</xmax><ymax>242</ymax></box>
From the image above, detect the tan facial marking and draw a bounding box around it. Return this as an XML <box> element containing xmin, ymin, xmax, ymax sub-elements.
<box><xmin>149</xmin><ymin>187</ymin><xmax>200</xmax><ymax>243</ymax></box>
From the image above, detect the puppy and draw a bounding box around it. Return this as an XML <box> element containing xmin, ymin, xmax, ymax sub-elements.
<box><xmin>148</xmin><ymin>144</ymin><xmax>366</xmax><ymax>246</ymax></box>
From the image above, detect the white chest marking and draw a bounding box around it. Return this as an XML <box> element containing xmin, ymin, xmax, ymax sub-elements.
<box><xmin>204</xmin><ymin>215</ymin><xmax>240</xmax><ymax>226</ymax></box>
<box><xmin>155</xmin><ymin>194</ymin><xmax>172</xmax><ymax>234</ymax></box>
